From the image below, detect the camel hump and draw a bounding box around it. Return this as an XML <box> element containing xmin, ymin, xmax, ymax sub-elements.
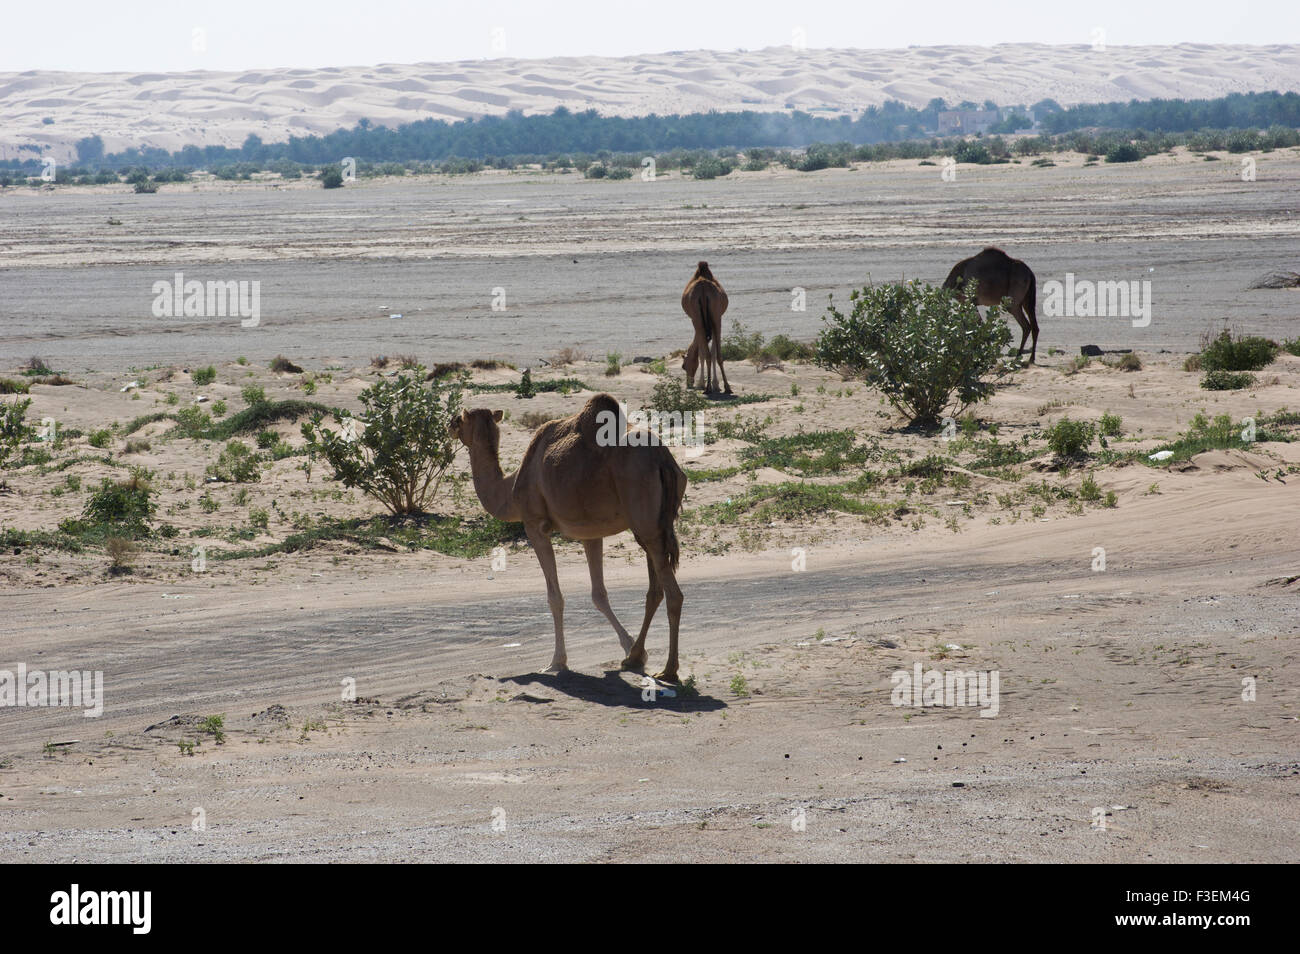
<box><xmin>693</xmin><ymin>260</ymin><xmax>715</xmax><ymax>281</ymax></box>
<box><xmin>575</xmin><ymin>393</ymin><xmax>623</xmax><ymax>448</ymax></box>
<box><xmin>980</xmin><ymin>246</ymin><xmax>1013</xmax><ymax>261</ymax></box>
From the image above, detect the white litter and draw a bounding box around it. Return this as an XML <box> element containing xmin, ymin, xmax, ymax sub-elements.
<box><xmin>502</xmin><ymin>642</ymin><xmax>521</xmax><ymax>648</ymax></box>
<box><xmin>1149</xmin><ymin>450</ymin><xmax>1174</xmax><ymax>461</ymax></box>
<box><xmin>389</xmin><ymin>313</ymin><xmax>403</xmax><ymax>319</ymax></box>
<box><xmin>194</xmin><ymin>395</ymin><xmax>208</xmax><ymax>403</ymax></box>
<box><xmin>894</xmin><ymin>758</ymin><xmax>907</xmax><ymax>763</ymax></box>
<box><xmin>120</xmin><ymin>381</ymin><xmax>139</xmax><ymax>392</ymax></box>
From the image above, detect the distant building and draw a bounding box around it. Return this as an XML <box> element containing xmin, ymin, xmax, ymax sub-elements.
<box><xmin>937</xmin><ymin>107</ymin><xmax>1036</xmax><ymax>135</ymax></box>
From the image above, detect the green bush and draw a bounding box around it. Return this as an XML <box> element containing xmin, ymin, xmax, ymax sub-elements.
<box><xmin>1046</xmin><ymin>418</ymin><xmax>1096</xmax><ymax>458</ymax></box>
<box><xmin>1105</xmin><ymin>143</ymin><xmax>1142</xmax><ymax>163</ymax></box>
<box><xmin>78</xmin><ymin>469</ymin><xmax>155</xmax><ymax>536</ymax></box>
<box><xmin>241</xmin><ymin>384</ymin><xmax>267</xmax><ymax>406</ymax></box>
<box><xmin>192</xmin><ymin>366</ymin><xmax>217</xmax><ymax>386</ymax></box>
<box><xmin>692</xmin><ymin>157</ymin><xmax>732</xmax><ymax>179</ymax></box>
<box><xmin>207</xmin><ymin>441</ymin><xmax>262</xmax><ymax>482</ymax></box>
<box><xmin>320</xmin><ymin>166</ymin><xmax>344</xmax><ymax>188</ymax></box>
<box><xmin>88</xmin><ymin>428</ymin><xmax>113</xmax><ymax>448</ymax></box>
<box><xmin>648</xmin><ymin>374</ymin><xmax>708</xmax><ymax>415</ymax></box>
<box><xmin>1199</xmin><ymin>330</ymin><xmax>1276</xmax><ymax>372</ymax></box>
<box><xmin>1098</xmin><ymin>412</ymin><xmax>1123</xmax><ymax>437</ymax></box>
<box><xmin>1201</xmin><ymin>369</ymin><xmax>1256</xmax><ymax>391</ymax></box>
<box><xmin>302</xmin><ymin>367</ymin><xmax>462</xmax><ymax>515</ymax></box>
<box><xmin>174</xmin><ymin>406</ymin><xmax>214</xmax><ymax>438</ymax></box>
<box><xmin>815</xmin><ymin>281</ymin><xmax>1012</xmax><ymax>425</ymax></box>
<box><xmin>1</xmin><ymin>397</ymin><xmax>33</xmax><ymax>467</ymax></box>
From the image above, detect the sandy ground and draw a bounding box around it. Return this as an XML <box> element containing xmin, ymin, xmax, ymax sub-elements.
<box><xmin>5</xmin><ymin>43</ymin><xmax>1300</xmax><ymax>158</ymax></box>
<box><xmin>3</xmin><ymin>148</ymin><xmax>1300</xmax><ymax>371</ymax></box>
<box><xmin>2</xmin><ymin>154</ymin><xmax>1299</xmax><ymax>863</ymax></box>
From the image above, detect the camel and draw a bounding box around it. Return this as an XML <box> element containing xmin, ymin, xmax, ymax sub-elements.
<box><xmin>450</xmin><ymin>394</ymin><xmax>689</xmax><ymax>682</ymax></box>
<box><xmin>681</xmin><ymin>261</ymin><xmax>731</xmax><ymax>394</ymax></box>
<box><xmin>943</xmin><ymin>247</ymin><xmax>1040</xmax><ymax>363</ymax></box>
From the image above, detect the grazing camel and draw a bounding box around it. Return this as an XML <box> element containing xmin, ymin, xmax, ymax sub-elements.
<box><xmin>450</xmin><ymin>394</ymin><xmax>689</xmax><ymax>682</ymax></box>
<box><xmin>681</xmin><ymin>261</ymin><xmax>731</xmax><ymax>394</ymax></box>
<box><xmin>943</xmin><ymin>247</ymin><xmax>1040</xmax><ymax>363</ymax></box>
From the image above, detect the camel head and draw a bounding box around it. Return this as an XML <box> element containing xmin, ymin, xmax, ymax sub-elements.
<box><xmin>449</xmin><ymin>407</ymin><xmax>503</xmax><ymax>452</ymax></box>
<box><xmin>682</xmin><ymin>340</ymin><xmax>699</xmax><ymax>382</ymax></box>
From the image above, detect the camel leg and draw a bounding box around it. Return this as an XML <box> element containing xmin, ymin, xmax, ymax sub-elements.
<box><xmin>648</xmin><ymin>548</ymin><xmax>683</xmax><ymax>683</ymax></box>
<box><xmin>623</xmin><ymin>558</ymin><xmax>662</xmax><ymax>672</ymax></box>
<box><xmin>1026</xmin><ymin>307</ymin><xmax>1039</xmax><ymax>364</ymax></box>
<box><xmin>583</xmin><ymin>538</ymin><xmax>633</xmax><ymax>655</ymax></box>
<box><xmin>1012</xmin><ymin>307</ymin><xmax>1031</xmax><ymax>362</ymax></box>
<box><xmin>527</xmin><ymin>526</ymin><xmax>567</xmax><ymax>673</ymax></box>
<box><xmin>712</xmin><ymin>326</ymin><xmax>731</xmax><ymax>395</ymax></box>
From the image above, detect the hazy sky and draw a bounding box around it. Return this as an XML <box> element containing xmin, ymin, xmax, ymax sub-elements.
<box><xmin>2</xmin><ymin>0</ymin><xmax>1296</xmax><ymax>72</ymax></box>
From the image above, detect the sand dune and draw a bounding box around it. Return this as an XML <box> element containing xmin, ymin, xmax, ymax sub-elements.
<box><xmin>2</xmin><ymin>43</ymin><xmax>1299</xmax><ymax>160</ymax></box>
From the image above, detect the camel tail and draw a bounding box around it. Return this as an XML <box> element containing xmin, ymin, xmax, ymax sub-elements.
<box><xmin>1025</xmin><ymin>275</ymin><xmax>1037</xmax><ymax>321</ymax></box>
<box><xmin>658</xmin><ymin>458</ymin><xmax>684</xmax><ymax>570</ymax></box>
<box><xmin>699</xmin><ymin>292</ymin><xmax>714</xmax><ymax>344</ymax></box>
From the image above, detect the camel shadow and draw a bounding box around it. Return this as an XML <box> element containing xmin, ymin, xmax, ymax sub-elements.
<box><xmin>502</xmin><ymin>669</ymin><xmax>727</xmax><ymax>712</ymax></box>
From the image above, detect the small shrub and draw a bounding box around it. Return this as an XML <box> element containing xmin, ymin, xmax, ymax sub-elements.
<box><xmin>0</xmin><ymin>378</ymin><xmax>31</xmax><ymax>395</ymax></box>
<box><xmin>815</xmin><ymin>282</ymin><xmax>1012</xmax><ymax>426</ymax></box>
<box><xmin>1199</xmin><ymin>330</ymin><xmax>1276</xmax><ymax>372</ymax></box>
<box><xmin>270</xmin><ymin>355</ymin><xmax>303</xmax><ymax>374</ymax></box>
<box><xmin>649</xmin><ymin>374</ymin><xmax>708</xmax><ymax>415</ymax></box>
<box><xmin>192</xmin><ymin>366</ymin><xmax>217</xmax><ymax>386</ymax></box>
<box><xmin>88</xmin><ymin>428</ymin><xmax>113</xmax><ymax>448</ymax></box>
<box><xmin>241</xmin><ymin>385</ymin><xmax>267</xmax><ymax>406</ymax></box>
<box><xmin>1201</xmin><ymin>369</ymin><xmax>1256</xmax><ymax>390</ymax></box>
<box><xmin>320</xmin><ymin>166</ymin><xmax>344</xmax><ymax>188</ymax></box>
<box><xmin>1</xmin><ymin>397</ymin><xmax>34</xmax><ymax>467</ymax></box>
<box><xmin>517</xmin><ymin>369</ymin><xmax>536</xmax><ymax>399</ymax></box>
<box><xmin>692</xmin><ymin>157</ymin><xmax>732</xmax><ymax>179</ymax></box>
<box><xmin>302</xmin><ymin>367</ymin><xmax>462</xmax><ymax>515</ymax></box>
<box><xmin>249</xmin><ymin>508</ymin><xmax>270</xmax><ymax>530</ymax></box>
<box><xmin>1046</xmin><ymin>418</ymin><xmax>1096</xmax><ymax>458</ymax></box>
<box><xmin>1079</xmin><ymin>474</ymin><xmax>1103</xmax><ymax>502</ymax></box>
<box><xmin>1098</xmin><ymin>412</ymin><xmax>1123</xmax><ymax>437</ymax></box>
<box><xmin>256</xmin><ymin>428</ymin><xmax>278</xmax><ymax>449</ymax></box>
<box><xmin>1105</xmin><ymin>144</ymin><xmax>1142</xmax><ymax>163</ymax></box>
<box><xmin>1116</xmin><ymin>353</ymin><xmax>1142</xmax><ymax>371</ymax></box>
<box><xmin>604</xmin><ymin>352</ymin><xmax>622</xmax><ymax>377</ymax></box>
<box><xmin>207</xmin><ymin>441</ymin><xmax>262</xmax><ymax>482</ymax></box>
<box><xmin>105</xmin><ymin>536</ymin><xmax>137</xmax><ymax>573</ymax></box>
<box><xmin>79</xmin><ymin>469</ymin><xmax>155</xmax><ymax>536</ymax></box>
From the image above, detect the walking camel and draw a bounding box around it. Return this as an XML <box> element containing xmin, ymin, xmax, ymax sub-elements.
<box><xmin>450</xmin><ymin>394</ymin><xmax>689</xmax><ymax>682</ymax></box>
<box><xmin>943</xmin><ymin>247</ymin><xmax>1040</xmax><ymax>363</ymax></box>
<box><xmin>681</xmin><ymin>261</ymin><xmax>731</xmax><ymax>395</ymax></box>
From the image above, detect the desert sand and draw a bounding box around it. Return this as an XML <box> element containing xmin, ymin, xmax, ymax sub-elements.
<box><xmin>1</xmin><ymin>145</ymin><xmax>1299</xmax><ymax>863</ymax></box>
<box><xmin>5</xmin><ymin>43</ymin><xmax>1300</xmax><ymax>159</ymax></box>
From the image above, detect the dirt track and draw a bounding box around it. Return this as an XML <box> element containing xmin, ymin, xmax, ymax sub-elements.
<box><xmin>4</xmin><ymin>467</ymin><xmax>1298</xmax><ymax>862</ymax></box>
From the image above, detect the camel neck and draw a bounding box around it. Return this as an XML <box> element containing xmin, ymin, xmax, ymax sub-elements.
<box><xmin>466</xmin><ymin>439</ymin><xmax>519</xmax><ymax>522</ymax></box>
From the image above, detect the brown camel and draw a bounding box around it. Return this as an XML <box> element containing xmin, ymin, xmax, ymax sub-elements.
<box><xmin>681</xmin><ymin>261</ymin><xmax>731</xmax><ymax>394</ymax></box>
<box><xmin>450</xmin><ymin>393</ymin><xmax>689</xmax><ymax>682</ymax></box>
<box><xmin>943</xmin><ymin>247</ymin><xmax>1040</xmax><ymax>363</ymax></box>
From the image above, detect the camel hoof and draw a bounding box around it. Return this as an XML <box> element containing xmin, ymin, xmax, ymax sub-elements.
<box><xmin>541</xmin><ymin>661</ymin><xmax>569</xmax><ymax>676</ymax></box>
<box><xmin>653</xmin><ymin>669</ymin><xmax>680</xmax><ymax>685</ymax></box>
<box><xmin>621</xmin><ymin>653</ymin><xmax>648</xmax><ymax>673</ymax></box>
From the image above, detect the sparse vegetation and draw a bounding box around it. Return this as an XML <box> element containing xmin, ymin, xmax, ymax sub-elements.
<box><xmin>302</xmin><ymin>367</ymin><xmax>462</xmax><ymax>516</ymax></box>
<box><xmin>815</xmin><ymin>282</ymin><xmax>1012</xmax><ymax>426</ymax></box>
